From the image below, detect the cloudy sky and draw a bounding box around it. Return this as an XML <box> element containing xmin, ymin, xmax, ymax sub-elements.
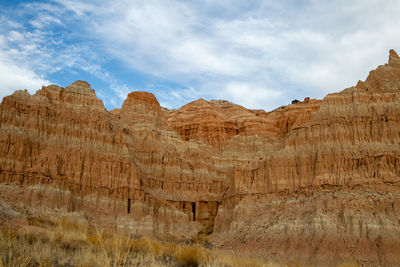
<box><xmin>0</xmin><ymin>0</ymin><xmax>399</xmax><ymax>110</ymax></box>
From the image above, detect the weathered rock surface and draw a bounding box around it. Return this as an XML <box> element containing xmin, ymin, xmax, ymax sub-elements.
<box><xmin>1</xmin><ymin>51</ymin><xmax>400</xmax><ymax>266</ymax></box>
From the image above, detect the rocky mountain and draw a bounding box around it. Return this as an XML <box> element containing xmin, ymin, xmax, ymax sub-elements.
<box><xmin>1</xmin><ymin>50</ymin><xmax>400</xmax><ymax>266</ymax></box>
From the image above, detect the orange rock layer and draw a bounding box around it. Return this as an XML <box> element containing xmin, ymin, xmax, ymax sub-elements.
<box><xmin>1</xmin><ymin>50</ymin><xmax>400</xmax><ymax>266</ymax></box>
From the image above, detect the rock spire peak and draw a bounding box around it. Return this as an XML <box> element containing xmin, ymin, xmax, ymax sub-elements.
<box><xmin>389</xmin><ymin>49</ymin><xmax>400</xmax><ymax>67</ymax></box>
<box><xmin>389</xmin><ymin>49</ymin><xmax>399</xmax><ymax>59</ymax></box>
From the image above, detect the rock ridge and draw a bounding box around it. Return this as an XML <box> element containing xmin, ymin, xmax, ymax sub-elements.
<box><xmin>1</xmin><ymin>50</ymin><xmax>400</xmax><ymax>266</ymax></box>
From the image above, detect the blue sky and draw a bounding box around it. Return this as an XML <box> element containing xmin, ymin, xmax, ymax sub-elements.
<box><xmin>0</xmin><ymin>0</ymin><xmax>399</xmax><ymax>111</ymax></box>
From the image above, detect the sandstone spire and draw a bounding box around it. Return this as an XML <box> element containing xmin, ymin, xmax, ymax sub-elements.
<box><xmin>389</xmin><ymin>48</ymin><xmax>400</xmax><ymax>67</ymax></box>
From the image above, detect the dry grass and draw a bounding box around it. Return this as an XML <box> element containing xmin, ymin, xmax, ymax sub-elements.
<box><xmin>0</xmin><ymin>213</ymin><xmax>277</xmax><ymax>267</ymax></box>
<box><xmin>0</xmin><ymin>213</ymin><xmax>357</xmax><ymax>267</ymax></box>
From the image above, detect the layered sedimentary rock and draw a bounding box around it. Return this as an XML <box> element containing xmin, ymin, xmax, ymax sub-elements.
<box><xmin>212</xmin><ymin>50</ymin><xmax>400</xmax><ymax>266</ymax></box>
<box><xmin>0</xmin><ymin>81</ymin><xmax>138</xmax><ymax>194</ymax></box>
<box><xmin>1</xmin><ymin>50</ymin><xmax>400</xmax><ymax>266</ymax></box>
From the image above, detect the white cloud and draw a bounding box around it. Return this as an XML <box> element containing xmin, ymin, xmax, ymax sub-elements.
<box><xmin>110</xmin><ymin>84</ymin><xmax>132</xmax><ymax>101</ymax></box>
<box><xmin>8</xmin><ymin>31</ymin><xmax>24</xmax><ymax>42</ymax></box>
<box><xmin>29</xmin><ymin>14</ymin><xmax>62</xmax><ymax>29</ymax></box>
<box><xmin>220</xmin><ymin>82</ymin><xmax>283</xmax><ymax>110</ymax></box>
<box><xmin>0</xmin><ymin>3</ymin><xmax>106</xmax><ymax>101</ymax></box>
<box><xmin>52</xmin><ymin>0</ymin><xmax>95</xmax><ymax>16</ymax></box>
<box><xmin>0</xmin><ymin>27</ymin><xmax>51</xmax><ymax>99</ymax></box>
<box><xmin>72</xmin><ymin>0</ymin><xmax>400</xmax><ymax>109</ymax></box>
<box><xmin>0</xmin><ymin>51</ymin><xmax>49</xmax><ymax>98</ymax></box>
<box><xmin>1</xmin><ymin>0</ymin><xmax>400</xmax><ymax>110</ymax></box>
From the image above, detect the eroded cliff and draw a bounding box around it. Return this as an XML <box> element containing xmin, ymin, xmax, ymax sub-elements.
<box><xmin>1</xmin><ymin>50</ymin><xmax>400</xmax><ymax>266</ymax></box>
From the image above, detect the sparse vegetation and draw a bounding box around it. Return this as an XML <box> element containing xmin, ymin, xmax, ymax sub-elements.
<box><xmin>0</xmin><ymin>213</ymin><xmax>278</xmax><ymax>267</ymax></box>
<box><xmin>0</xmin><ymin>213</ymin><xmax>361</xmax><ymax>266</ymax></box>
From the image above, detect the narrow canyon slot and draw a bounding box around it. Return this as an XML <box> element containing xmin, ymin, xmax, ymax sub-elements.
<box><xmin>191</xmin><ymin>202</ymin><xmax>196</xmax><ymax>221</ymax></box>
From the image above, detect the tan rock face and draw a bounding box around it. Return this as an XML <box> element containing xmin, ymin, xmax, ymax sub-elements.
<box><xmin>0</xmin><ymin>81</ymin><xmax>139</xmax><ymax>197</ymax></box>
<box><xmin>1</xmin><ymin>50</ymin><xmax>400</xmax><ymax>266</ymax></box>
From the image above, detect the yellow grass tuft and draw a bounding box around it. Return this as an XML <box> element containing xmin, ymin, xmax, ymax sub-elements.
<box><xmin>173</xmin><ymin>245</ymin><xmax>210</xmax><ymax>266</ymax></box>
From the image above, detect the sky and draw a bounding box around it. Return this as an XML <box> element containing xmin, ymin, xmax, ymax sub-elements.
<box><xmin>0</xmin><ymin>0</ymin><xmax>399</xmax><ymax>111</ymax></box>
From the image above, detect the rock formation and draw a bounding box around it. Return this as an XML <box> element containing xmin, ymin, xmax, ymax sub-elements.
<box><xmin>1</xmin><ymin>50</ymin><xmax>400</xmax><ymax>266</ymax></box>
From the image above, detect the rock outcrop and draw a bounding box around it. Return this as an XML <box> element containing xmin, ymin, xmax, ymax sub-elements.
<box><xmin>1</xmin><ymin>50</ymin><xmax>400</xmax><ymax>266</ymax></box>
